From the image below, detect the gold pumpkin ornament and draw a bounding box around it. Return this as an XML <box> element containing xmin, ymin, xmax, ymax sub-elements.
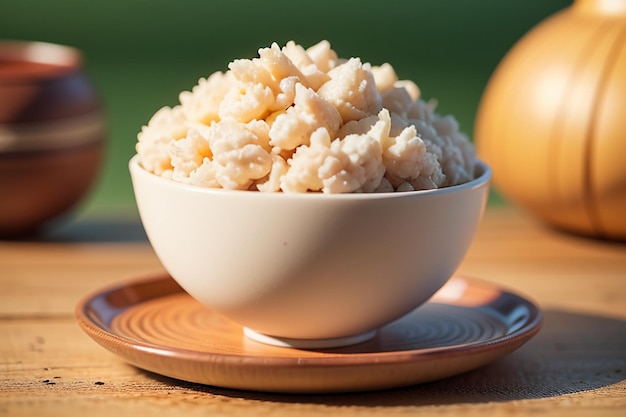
<box><xmin>475</xmin><ymin>0</ymin><xmax>626</xmax><ymax>240</ymax></box>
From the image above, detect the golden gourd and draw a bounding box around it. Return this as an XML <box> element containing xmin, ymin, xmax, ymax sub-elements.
<box><xmin>475</xmin><ymin>0</ymin><xmax>626</xmax><ymax>240</ymax></box>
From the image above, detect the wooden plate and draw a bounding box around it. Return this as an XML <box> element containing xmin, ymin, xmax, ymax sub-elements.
<box><xmin>75</xmin><ymin>275</ymin><xmax>542</xmax><ymax>393</ymax></box>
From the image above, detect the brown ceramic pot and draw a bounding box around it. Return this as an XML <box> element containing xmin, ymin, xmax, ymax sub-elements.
<box><xmin>0</xmin><ymin>40</ymin><xmax>105</xmax><ymax>237</ymax></box>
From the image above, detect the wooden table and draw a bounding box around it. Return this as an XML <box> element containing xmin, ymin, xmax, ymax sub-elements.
<box><xmin>1</xmin><ymin>205</ymin><xmax>625</xmax><ymax>416</ymax></box>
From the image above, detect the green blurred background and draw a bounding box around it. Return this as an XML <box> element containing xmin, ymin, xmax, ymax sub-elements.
<box><xmin>1</xmin><ymin>0</ymin><xmax>571</xmax><ymax>219</ymax></box>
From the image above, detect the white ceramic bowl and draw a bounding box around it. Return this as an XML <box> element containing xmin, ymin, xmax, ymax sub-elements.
<box><xmin>130</xmin><ymin>155</ymin><xmax>491</xmax><ymax>348</ymax></box>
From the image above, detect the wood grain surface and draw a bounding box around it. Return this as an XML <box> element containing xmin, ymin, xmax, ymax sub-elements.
<box><xmin>1</xmin><ymin>205</ymin><xmax>625</xmax><ymax>416</ymax></box>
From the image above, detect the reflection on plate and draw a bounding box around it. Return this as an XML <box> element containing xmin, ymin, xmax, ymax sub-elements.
<box><xmin>76</xmin><ymin>275</ymin><xmax>542</xmax><ymax>393</ymax></box>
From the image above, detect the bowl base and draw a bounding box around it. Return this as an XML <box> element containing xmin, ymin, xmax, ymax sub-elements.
<box><xmin>243</xmin><ymin>327</ymin><xmax>378</xmax><ymax>349</ymax></box>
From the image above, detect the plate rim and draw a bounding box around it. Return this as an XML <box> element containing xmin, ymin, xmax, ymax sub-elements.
<box><xmin>75</xmin><ymin>274</ymin><xmax>543</xmax><ymax>368</ymax></box>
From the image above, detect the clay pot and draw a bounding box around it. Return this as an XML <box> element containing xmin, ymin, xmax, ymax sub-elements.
<box><xmin>475</xmin><ymin>0</ymin><xmax>626</xmax><ymax>240</ymax></box>
<box><xmin>0</xmin><ymin>40</ymin><xmax>105</xmax><ymax>237</ymax></box>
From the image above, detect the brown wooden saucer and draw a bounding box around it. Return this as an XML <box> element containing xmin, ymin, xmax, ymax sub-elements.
<box><xmin>76</xmin><ymin>275</ymin><xmax>542</xmax><ymax>393</ymax></box>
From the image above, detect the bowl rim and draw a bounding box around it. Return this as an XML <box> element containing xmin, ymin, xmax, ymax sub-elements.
<box><xmin>129</xmin><ymin>154</ymin><xmax>491</xmax><ymax>199</ymax></box>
